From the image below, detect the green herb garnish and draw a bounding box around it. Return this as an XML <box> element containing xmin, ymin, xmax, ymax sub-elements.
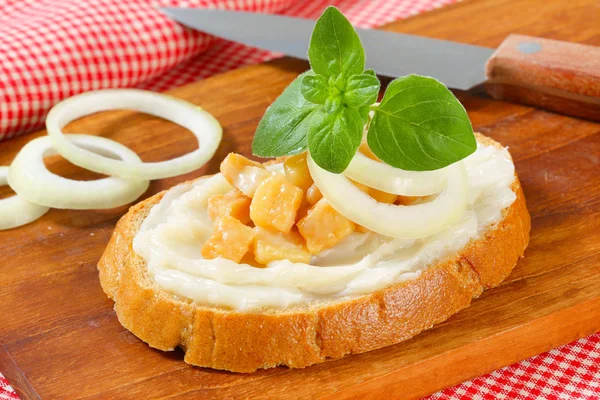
<box><xmin>252</xmin><ymin>6</ymin><xmax>476</xmax><ymax>173</ymax></box>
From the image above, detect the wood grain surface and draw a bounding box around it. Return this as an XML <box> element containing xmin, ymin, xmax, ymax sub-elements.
<box><xmin>1</xmin><ymin>0</ymin><xmax>600</xmax><ymax>398</ymax></box>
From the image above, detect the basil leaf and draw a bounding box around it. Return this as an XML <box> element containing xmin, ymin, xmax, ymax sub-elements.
<box><xmin>358</xmin><ymin>105</ymin><xmax>371</xmax><ymax>124</ymax></box>
<box><xmin>253</xmin><ymin>72</ymin><xmax>320</xmax><ymax>157</ymax></box>
<box><xmin>344</xmin><ymin>73</ymin><xmax>380</xmax><ymax>107</ymax></box>
<box><xmin>364</xmin><ymin>69</ymin><xmax>376</xmax><ymax>77</ymax></box>
<box><xmin>300</xmin><ymin>74</ymin><xmax>329</xmax><ymax>104</ymax></box>
<box><xmin>324</xmin><ymin>95</ymin><xmax>342</xmax><ymax>114</ymax></box>
<box><xmin>308</xmin><ymin>6</ymin><xmax>365</xmax><ymax>79</ymax></box>
<box><xmin>307</xmin><ymin>106</ymin><xmax>363</xmax><ymax>173</ymax></box>
<box><xmin>367</xmin><ymin>74</ymin><xmax>476</xmax><ymax>171</ymax></box>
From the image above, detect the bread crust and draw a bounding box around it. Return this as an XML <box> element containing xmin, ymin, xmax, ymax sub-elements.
<box><xmin>97</xmin><ymin>135</ymin><xmax>531</xmax><ymax>373</ymax></box>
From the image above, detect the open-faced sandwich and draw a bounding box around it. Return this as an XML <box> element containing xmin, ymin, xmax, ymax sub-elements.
<box><xmin>98</xmin><ymin>7</ymin><xmax>530</xmax><ymax>372</ymax></box>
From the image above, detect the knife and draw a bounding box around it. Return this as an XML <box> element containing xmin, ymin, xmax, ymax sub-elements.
<box><xmin>161</xmin><ymin>8</ymin><xmax>600</xmax><ymax>121</ymax></box>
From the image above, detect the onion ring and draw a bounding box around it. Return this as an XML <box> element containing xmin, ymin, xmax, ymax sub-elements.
<box><xmin>46</xmin><ymin>89</ymin><xmax>222</xmax><ymax>180</ymax></box>
<box><xmin>8</xmin><ymin>135</ymin><xmax>150</xmax><ymax>210</ymax></box>
<box><xmin>0</xmin><ymin>167</ymin><xmax>50</xmax><ymax>230</ymax></box>
<box><xmin>308</xmin><ymin>155</ymin><xmax>468</xmax><ymax>239</ymax></box>
<box><xmin>344</xmin><ymin>151</ymin><xmax>448</xmax><ymax>196</ymax></box>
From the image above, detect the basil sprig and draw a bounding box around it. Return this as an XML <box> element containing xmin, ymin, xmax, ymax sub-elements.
<box><xmin>252</xmin><ymin>6</ymin><xmax>476</xmax><ymax>173</ymax></box>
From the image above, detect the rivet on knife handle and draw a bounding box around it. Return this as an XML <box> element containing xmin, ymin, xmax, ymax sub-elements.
<box><xmin>485</xmin><ymin>34</ymin><xmax>600</xmax><ymax>121</ymax></box>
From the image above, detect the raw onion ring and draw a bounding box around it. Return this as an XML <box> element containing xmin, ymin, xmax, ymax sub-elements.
<box><xmin>0</xmin><ymin>167</ymin><xmax>49</xmax><ymax>230</ymax></box>
<box><xmin>8</xmin><ymin>135</ymin><xmax>150</xmax><ymax>210</ymax></box>
<box><xmin>46</xmin><ymin>89</ymin><xmax>222</xmax><ymax>180</ymax></box>
<box><xmin>308</xmin><ymin>155</ymin><xmax>468</xmax><ymax>239</ymax></box>
<box><xmin>344</xmin><ymin>151</ymin><xmax>448</xmax><ymax>196</ymax></box>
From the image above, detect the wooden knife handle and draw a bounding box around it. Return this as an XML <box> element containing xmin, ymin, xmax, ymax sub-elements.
<box><xmin>485</xmin><ymin>34</ymin><xmax>600</xmax><ymax>121</ymax></box>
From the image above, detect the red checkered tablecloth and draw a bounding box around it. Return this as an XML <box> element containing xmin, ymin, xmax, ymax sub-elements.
<box><xmin>0</xmin><ymin>375</ymin><xmax>18</xmax><ymax>400</ymax></box>
<box><xmin>0</xmin><ymin>0</ymin><xmax>453</xmax><ymax>140</ymax></box>
<box><xmin>0</xmin><ymin>0</ymin><xmax>599</xmax><ymax>399</ymax></box>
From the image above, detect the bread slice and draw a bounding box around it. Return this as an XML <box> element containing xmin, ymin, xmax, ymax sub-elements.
<box><xmin>97</xmin><ymin>134</ymin><xmax>530</xmax><ymax>373</ymax></box>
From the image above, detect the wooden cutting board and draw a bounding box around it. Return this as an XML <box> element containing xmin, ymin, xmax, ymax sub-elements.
<box><xmin>1</xmin><ymin>0</ymin><xmax>600</xmax><ymax>398</ymax></box>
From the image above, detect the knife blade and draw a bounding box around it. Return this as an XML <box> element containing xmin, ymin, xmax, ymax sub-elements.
<box><xmin>161</xmin><ymin>8</ymin><xmax>600</xmax><ymax>121</ymax></box>
<box><xmin>160</xmin><ymin>8</ymin><xmax>492</xmax><ymax>90</ymax></box>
